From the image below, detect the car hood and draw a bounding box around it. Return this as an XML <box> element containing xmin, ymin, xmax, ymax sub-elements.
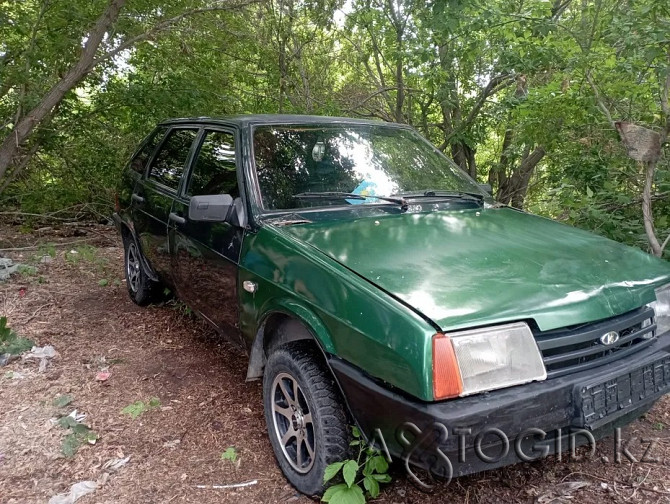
<box><xmin>279</xmin><ymin>207</ymin><xmax>670</xmax><ymax>332</ymax></box>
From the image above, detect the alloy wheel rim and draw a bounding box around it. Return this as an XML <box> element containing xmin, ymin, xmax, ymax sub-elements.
<box><xmin>126</xmin><ymin>242</ymin><xmax>141</xmax><ymax>293</ymax></box>
<box><xmin>271</xmin><ymin>372</ymin><xmax>316</xmax><ymax>473</ymax></box>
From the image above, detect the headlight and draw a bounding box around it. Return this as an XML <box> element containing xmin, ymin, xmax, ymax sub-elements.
<box><xmin>432</xmin><ymin>322</ymin><xmax>546</xmax><ymax>400</ymax></box>
<box><xmin>649</xmin><ymin>283</ymin><xmax>670</xmax><ymax>335</ymax></box>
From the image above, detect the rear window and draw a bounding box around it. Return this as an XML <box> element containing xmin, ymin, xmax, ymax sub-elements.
<box><xmin>129</xmin><ymin>126</ymin><xmax>167</xmax><ymax>174</ymax></box>
<box><xmin>148</xmin><ymin>128</ymin><xmax>198</xmax><ymax>191</ymax></box>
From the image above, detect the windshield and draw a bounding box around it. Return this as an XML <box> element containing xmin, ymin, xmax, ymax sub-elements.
<box><xmin>252</xmin><ymin>124</ymin><xmax>485</xmax><ymax>210</ymax></box>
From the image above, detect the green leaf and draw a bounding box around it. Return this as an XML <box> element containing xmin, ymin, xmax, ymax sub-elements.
<box><xmin>372</xmin><ymin>473</ymin><xmax>392</xmax><ymax>483</ymax></box>
<box><xmin>56</xmin><ymin>415</ymin><xmax>79</xmax><ymax>429</ymax></box>
<box><xmin>221</xmin><ymin>446</ymin><xmax>237</xmax><ymax>463</ymax></box>
<box><xmin>322</xmin><ymin>483</ymin><xmax>348</xmax><ymax>502</ymax></box>
<box><xmin>323</xmin><ymin>461</ymin><xmax>344</xmax><ymax>483</ymax></box>
<box><xmin>98</xmin><ymin>279</ymin><xmax>108</xmax><ymax>286</ymax></box>
<box><xmin>71</xmin><ymin>423</ymin><xmax>91</xmax><ymax>435</ymax></box>
<box><xmin>351</xmin><ymin>425</ymin><xmax>361</xmax><ymax>439</ymax></box>
<box><xmin>121</xmin><ymin>401</ymin><xmax>147</xmax><ymax>419</ymax></box>
<box><xmin>148</xmin><ymin>397</ymin><xmax>161</xmax><ymax>408</ymax></box>
<box><xmin>363</xmin><ymin>475</ymin><xmax>380</xmax><ymax>497</ymax></box>
<box><xmin>586</xmin><ymin>186</ymin><xmax>593</xmax><ymax>198</ymax></box>
<box><xmin>62</xmin><ymin>433</ymin><xmax>81</xmax><ymax>458</ymax></box>
<box><xmin>342</xmin><ymin>459</ymin><xmax>358</xmax><ymax>488</ymax></box>
<box><xmin>326</xmin><ymin>484</ymin><xmax>365</xmax><ymax>504</ymax></box>
<box><xmin>52</xmin><ymin>394</ymin><xmax>74</xmax><ymax>408</ymax></box>
<box><xmin>371</xmin><ymin>455</ymin><xmax>389</xmax><ymax>474</ymax></box>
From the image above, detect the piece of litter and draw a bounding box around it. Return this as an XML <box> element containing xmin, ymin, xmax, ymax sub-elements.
<box><xmin>95</xmin><ymin>371</ymin><xmax>111</xmax><ymax>382</ymax></box>
<box><xmin>195</xmin><ymin>480</ymin><xmax>258</xmax><ymax>490</ymax></box>
<box><xmin>0</xmin><ymin>258</ymin><xmax>21</xmax><ymax>281</ymax></box>
<box><xmin>23</xmin><ymin>345</ymin><xmax>57</xmax><ymax>372</ymax></box>
<box><xmin>0</xmin><ymin>353</ymin><xmax>18</xmax><ymax>367</ymax></box>
<box><xmin>48</xmin><ymin>480</ymin><xmax>97</xmax><ymax>504</ymax></box>
<box><xmin>163</xmin><ymin>439</ymin><xmax>180</xmax><ymax>448</ymax></box>
<box><xmin>600</xmin><ymin>482</ymin><xmax>609</xmax><ymax>490</ymax></box>
<box><xmin>68</xmin><ymin>409</ymin><xmax>87</xmax><ymax>423</ymax></box>
<box><xmin>102</xmin><ymin>456</ymin><xmax>130</xmax><ymax>473</ymax></box>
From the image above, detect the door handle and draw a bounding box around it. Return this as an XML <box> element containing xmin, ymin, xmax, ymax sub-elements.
<box><xmin>131</xmin><ymin>193</ymin><xmax>145</xmax><ymax>204</ymax></box>
<box><xmin>169</xmin><ymin>212</ymin><xmax>186</xmax><ymax>225</ymax></box>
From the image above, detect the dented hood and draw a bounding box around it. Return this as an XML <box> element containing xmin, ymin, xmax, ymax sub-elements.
<box><xmin>281</xmin><ymin>207</ymin><xmax>670</xmax><ymax>332</ymax></box>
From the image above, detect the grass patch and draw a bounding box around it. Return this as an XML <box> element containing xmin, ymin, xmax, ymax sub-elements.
<box><xmin>221</xmin><ymin>447</ymin><xmax>238</xmax><ymax>463</ymax></box>
<box><xmin>38</xmin><ymin>243</ymin><xmax>57</xmax><ymax>258</ymax></box>
<box><xmin>16</xmin><ymin>264</ymin><xmax>38</xmax><ymax>277</ymax></box>
<box><xmin>121</xmin><ymin>397</ymin><xmax>161</xmax><ymax>419</ymax></box>
<box><xmin>0</xmin><ymin>317</ymin><xmax>34</xmax><ymax>355</ymax></box>
<box><xmin>65</xmin><ymin>245</ymin><xmax>97</xmax><ymax>264</ymax></box>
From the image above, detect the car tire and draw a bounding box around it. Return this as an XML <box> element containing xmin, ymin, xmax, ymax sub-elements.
<box><xmin>122</xmin><ymin>234</ymin><xmax>158</xmax><ymax>306</ymax></box>
<box><xmin>263</xmin><ymin>341</ymin><xmax>350</xmax><ymax>496</ymax></box>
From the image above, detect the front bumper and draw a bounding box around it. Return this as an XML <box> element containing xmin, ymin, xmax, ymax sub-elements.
<box><xmin>330</xmin><ymin>331</ymin><xmax>670</xmax><ymax>478</ymax></box>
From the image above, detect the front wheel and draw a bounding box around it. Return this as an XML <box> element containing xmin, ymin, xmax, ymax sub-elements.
<box><xmin>263</xmin><ymin>341</ymin><xmax>350</xmax><ymax>496</ymax></box>
<box><xmin>123</xmin><ymin>236</ymin><xmax>158</xmax><ymax>306</ymax></box>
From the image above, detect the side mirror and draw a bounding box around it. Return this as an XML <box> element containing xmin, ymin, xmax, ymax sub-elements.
<box><xmin>189</xmin><ymin>194</ymin><xmax>233</xmax><ymax>222</ymax></box>
<box><xmin>478</xmin><ymin>183</ymin><xmax>493</xmax><ymax>196</ymax></box>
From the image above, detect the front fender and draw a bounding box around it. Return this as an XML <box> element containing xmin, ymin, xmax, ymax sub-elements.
<box><xmin>238</xmin><ymin>226</ymin><xmax>437</xmax><ymax>401</ymax></box>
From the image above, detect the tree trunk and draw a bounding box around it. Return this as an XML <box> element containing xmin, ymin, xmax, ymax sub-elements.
<box><xmin>498</xmin><ymin>146</ymin><xmax>545</xmax><ymax>208</ymax></box>
<box><xmin>642</xmin><ymin>160</ymin><xmax>663</xmax><ymax>257</ymax></box>
<box><xmin>0</xmin><ymin>0</ymin><xmax>127</xmax><ymax>181</ymax></box>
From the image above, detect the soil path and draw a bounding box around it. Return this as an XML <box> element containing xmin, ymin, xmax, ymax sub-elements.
<box><xmin>1</xmin><ymin>226</ymin><xmax>669</xmax><ymax>503</ymax></box>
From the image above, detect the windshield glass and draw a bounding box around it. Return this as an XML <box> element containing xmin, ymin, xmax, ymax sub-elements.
<box><xmin>252</xmin><ymin>124</ymin><xmax>484</xmax><ymax>210</ymax></box>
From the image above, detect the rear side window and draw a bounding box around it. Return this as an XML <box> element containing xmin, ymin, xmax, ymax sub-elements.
<box><xmin>187</xmin><ymin>130</ymin><xmax>239</xmax><ymax>197</ymax></box>
<box><xmin>129</xmin><ymin>126</ymin><xmax>167</xmax><ymax>174</ymax></box>
<box><xmin>148</xmin><ymin>128</ymin><xmax>198</xmax><ymax>190</ymax></box>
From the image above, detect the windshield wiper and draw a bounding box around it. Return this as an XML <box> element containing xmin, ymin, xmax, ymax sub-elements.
<box><xmin>293</xmin><ymin>191</ymin><xmax>407</xmax><ymax>207</ymax></box>
<box><xmin>393</xmin><ymin>190</ymin><xmax>484</xmax><ymax>203</ymax></box>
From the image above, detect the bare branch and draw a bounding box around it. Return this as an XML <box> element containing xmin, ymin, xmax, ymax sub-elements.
<box><xmin>661</xmin><ymin>46</ymin><xmax>670</xmax><ymax>140</ymax></box>
<box><xmin>585</xmin><ymin>70</ymin><xmax>616</xmax><ymax>129</ymax></box>
<box><xmin>661</xmin><ymin>233</ymin><xmax>670</xmax><ymax>255</ymax></box>
<box><xmin>642</xmin><ymin>160</ymin><xmax>663</xmax><ymax>256</ymax></box>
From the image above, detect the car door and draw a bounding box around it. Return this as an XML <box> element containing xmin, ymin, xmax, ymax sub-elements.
<box><xmin>168</xmin><ymin>127</ymin><xmax>245</xmax><ymax>342</ymax></box>
<box><xmin>131</xmin><ymin>126</ymin><xmax>199</xmax><ymax>286</ymax></box>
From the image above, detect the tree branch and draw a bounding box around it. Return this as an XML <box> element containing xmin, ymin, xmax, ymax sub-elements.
<box><xmin>442</xmin><ymin>73</ymin><xmax>515</xmax><ymax>146</ymax></box>
<box><xmin>661</xmin><ymin>46</ymin><xmax>670</xmax><ymax>141</ymax></box>
<box><xmin>642</xmin><ymin>160</ymin><xmax>663</xmax><ymax>256</ymax></box>
<box><xmin>661</xmin><ymin>233</ymin><xmax>670</xmax><ymax>255</ymax></box>
<box><xmin>92</xmin><ymin>0</ymin><xmax>258</xmax><ymax>66</ymax></box>
<box><xmin>585</xmin><ymin>70</ymin><xmax>616</xmax><ymax>129</ymax></box>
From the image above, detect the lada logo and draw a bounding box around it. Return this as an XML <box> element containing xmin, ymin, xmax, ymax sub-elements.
<box><xmin>600</xmin><ymin>331</ymin><xmax>620</xmax><ymax>345</ymax></box>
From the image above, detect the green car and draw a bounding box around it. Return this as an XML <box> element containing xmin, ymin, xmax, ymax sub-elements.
<box><xmin>113</xmin><ymin>115</ymin><xmax>670</xmax><ymax>495</ymax></box>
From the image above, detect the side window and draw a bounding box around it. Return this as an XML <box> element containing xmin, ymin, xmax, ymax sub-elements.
<box><xmin>148</xmin><ymin>128</ymin><xmax>198</xmax><ymax>190</ymax></box>
<box><xmin>187</xmin><ymin>130</ymin><xmax>239</xmax><ymax>197</ymax></box>
<box><xmin>129</xmin><ymin>126</ymin><xmax>167</xmax><ymax>174</ymax></box>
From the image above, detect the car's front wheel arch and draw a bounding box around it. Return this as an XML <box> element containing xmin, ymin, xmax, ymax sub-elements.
<box><xmin>245</xmin><ymin>306</ymin><xmax>335</xmax><ymax>380</ymax></box>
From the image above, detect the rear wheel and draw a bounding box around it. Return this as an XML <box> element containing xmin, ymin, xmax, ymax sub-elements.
<box><xmin>123</xmin><ymin>235</ymin><xmax>158</xmax><ymax>306</ymax></box>
<box><xmin>263</xmin><ymin>341</ymin><xmax>350</xmax><ymax>496</ymax></box>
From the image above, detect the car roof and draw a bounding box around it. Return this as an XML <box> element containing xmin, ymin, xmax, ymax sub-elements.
<box><xmin>158</xmin><ymin>114</ymin><xmax>414</xmax><ymax>129</ymax></box>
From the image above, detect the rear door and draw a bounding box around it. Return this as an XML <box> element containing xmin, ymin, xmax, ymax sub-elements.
<box><xmin>168</xmin><ymin>127</ymin><xmax>244</xmax><ymax>341</ymax></box>
<box><xmin>132</xmin><ymin>126</ymin><xmax>199</xmax><ymax>285</ymax></box>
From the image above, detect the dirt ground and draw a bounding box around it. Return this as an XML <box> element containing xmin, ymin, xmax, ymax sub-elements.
<box><xmin>1</xmin><ymin>223</ymin><xmax>670</xmax><ymax>504</ymax></box>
